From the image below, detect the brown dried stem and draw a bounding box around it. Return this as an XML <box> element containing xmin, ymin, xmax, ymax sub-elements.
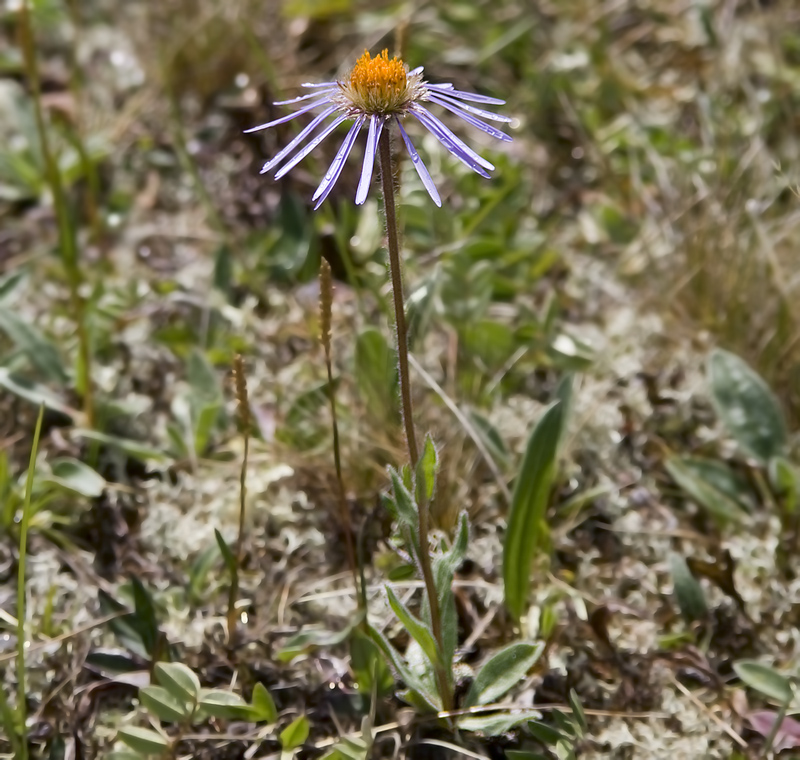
<box><xmin>319</xmin><ymin>259</ymin><xmax>360</xmax><ymax>602</ymax></box>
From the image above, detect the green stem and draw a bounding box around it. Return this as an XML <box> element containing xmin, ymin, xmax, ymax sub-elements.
<box><xmin>377</xmin><ymin>128</ymin><xmax>452</xmax><ymax>712</ymax></box>
<box><xmin>17</xmin><ymin>405</ymin><xmax>45</xmax><ymax>760</ymax></box>
<box><xmin>19</xmin><ymin>1</ymin><xmax>94</xmax><ymax>428</ymax></box>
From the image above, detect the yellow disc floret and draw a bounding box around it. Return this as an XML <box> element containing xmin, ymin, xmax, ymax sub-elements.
<box><xmin>350</xmin><ymin>49</ymin><xmax>406</xmax><ymax>93</ymax></box>
<box><xmin>339</xmin><ymin>49</ymin><xmax>412</xmax><ymax>115</ymax></box>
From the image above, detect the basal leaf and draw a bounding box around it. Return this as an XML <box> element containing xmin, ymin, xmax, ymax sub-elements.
<box><xmin>457</xmin><ymin>709</ymin><xmax>543</xmax><ymax>736</ymax></box>
<box><xmin>198</xmin><ymin>689</ymin><xmax>249</xmax><ymax>720</ymax></box>
<box><xmin>415</xmin><ymin>434</ymin><xmax>438</xmax><ymax>504</ymax></box>
<box><xmin>503</xmin><ymin>401</ymin><xmax>563</xmax><ymax>621</ymax></box>
<box><xmin>187</xmin><ymin>348</ymin><xmax>222</xmax><ymax>402</ymax></box>
<box><xmin>665</xmin><ymin>457</ymin><xmax>748</xmax><ymax>524</ymax></box>
<box><xmin>131</xmin><ymin>578</ymin><xmax>160</xmax><ymax>658</ymax></box>
<box><xmin>280</xmin><ymin>715</ymin><xmax>310</xmax><ymax>750</ymax></box>
<box><xmin>0</xmin><ymin>305</ymin><xmax>67</xmax><ymax>383</ymax></box>
<box><xmin>669</xmin><ymin>553</ymin><xmax>708</xmax><ymax>623</ymax></box>
<box><xmin>708</xmin><ymin>349</ymin><xmax>786</xmax><ymax>463</ymax></box>
<box><xmin>250</xmin><ymin>682</ymin><xmax>278</xmax><ymax>723</ymax></box>
<box><xmin>464</xmin><ymin>642</ymin><xmax>544</xmax><ymax>708</ymax></box>
<box><xmin>97</xmin><ymin>590</ymin><xmax>148</xmax><ymax>659</ymax></box>
<box><xmin>276</xmin><ymin>616</ymin><xmax>361</xmax><ymax>663</ymax></box>
<box><xmin>385</xmin><ymin>586</ymin><xmax>439</xmax><ymax>667</ymax></box>
<box><xmin>389</xmin><ymin>467</ymin><xmax>419</xmax><ymax>530</ymax></box>
<box><xmin>116</xmin><ymin>726</ymin><xmax>170</xmax><ymax>755</ymax></box>
<box><xmin>526</xmin><ymin>720</ymin><xmax>567</xmax><ymax>745</ymax></box>
<box><xmin>45</xmin><ymin>457</ymin><xmax>106</xmax><ymax>498</ymax></box>
<box><xmin>154</xmin><ymin>662</ymin><xmax>200</xmax><ymax>704</ymax></box>
<box><xmin>349</xmin><ymin>631</ymin><xmax>394</xmax><ymax>697</ymax></box>
<box><xmin>367</xmin><ymin>624</ymin><xmax>440</xmax><ymax>711</ymax></box>
<box><xmin>567</xmin><ymin>688</ymin><xmax>587</xmax><ymax>736</ymax></box>
<box><xmin>139</xmin><ymin>685</ymin><xmax>189</xmax><ymax>723</ymax></box>
<box><xmin>188</xmin><ymin>543</ymin><xmax>222</xmax><ymax>604</ymax></box>
<box><xmin>355</xmin><ymin>327</ymin><xmax>397</xmax><ymax>423</ymax></box>
<box><xmin>734</xmin><ymin>660</ymin><xmax>793</xmax><ymax>704</ymax></box>
<box><xmin>214</xmin><ymin>529</ymin><xmax>237</xmax><ymax>575</ymax></box>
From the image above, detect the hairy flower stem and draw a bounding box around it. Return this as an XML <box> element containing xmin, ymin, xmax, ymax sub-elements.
<box><xmin>378</xmin><ymin>129</ymin><xmax>452</xmax><ymax>712</ymax></box>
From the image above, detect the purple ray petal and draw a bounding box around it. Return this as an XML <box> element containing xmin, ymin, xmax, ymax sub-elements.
<box><xmin>312</xmin><ymin>116</ymin><xmax>365</xmax><ymax>209</ymax></box>
<box><xmin>427</xmin><ymin>91</ymin><xmax>512</xmax><ymax>123</ymax></box>
<box><xmin>302</xmin><ymin>81</ymin><xmax>337</xmax><ymax>88</ymax></box>
<box><xmin>426</xmin><ymin>84</ymin><xmax>505</xmax><ymax>105</ymax></box>
<box><xmin>427</xmin><ymin>94</ymin><xmax>512</xmax><ymax>142</ymax></box>
<box><xmin>260</xmin><ymin>105</ymin><xmax>338</xmax><ymax>174</ymax></box>
<box><xmin>409</xmin><ymin>66</ymin><xmax>424</xmax><ymax>76</ymax></box>
<box><xmin>244</xmin><ymin>96</ymin><xmax>333</xmax><ymax>134</ymax></box>
<box><xmin>413</xmin><ymin>105</ymin><xmax>494</xmax><ymax>173</ymax></box>
<box><xmin>273</xmin><ymin>114</ymin><xmax>349</xmax><ymax>180</ymax></box>
<box><xmin>396</xmin><ymin>117</ymin><xmax>441</xmax><ymax>207</ymax></box>
<box><xmin>355</xmin><ymin>116</ymin><xmax>384</xmax><ymax>205</ymax></box>
<box><xmin>412</xmin><ymin>108</ymin><xmax>491</xmax><ymax>178</ymax></box>
<box><xmin>273</xmin><ymin>88</ymin><xmax>337</xmax><ymax>106</ymax></box>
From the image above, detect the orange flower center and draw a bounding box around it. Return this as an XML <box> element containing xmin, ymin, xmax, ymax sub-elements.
<box><xmin>349</xmin><ymin>49</ymin><xmax>407</xmax><ymax>99</ymax></box>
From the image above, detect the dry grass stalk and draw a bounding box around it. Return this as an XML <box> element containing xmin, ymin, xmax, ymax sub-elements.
<box><xmin>228</xmin><ymin>353</ymin><xmax>250</xmax><ymax>644</ymax></box>
<box><xmin>319</xmin><ymin>259</ymin><xmax>359</xmax><ymax>601</ymax></box>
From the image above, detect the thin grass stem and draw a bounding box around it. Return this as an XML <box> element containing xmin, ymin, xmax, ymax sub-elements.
<box><xmin>319</xmin><ymin>260</ymin><xmax>360</xmax><ymax>601</ymax></box>
<box><xmin>19</xmin><ymin>1</ymin><xmax>94</xmax><ymax>428</ymax></box>
<box><xmin>16</xmin><ymin>405</ymin><xmax>45</xmax><ymax>760</ymax></box>
<box><xmin>0</xmin><ymin>677</ymin><xmax>22</xmax><ymax>756</ymax></box>
<box><xmin>228</xmin><ymin>355</ymin><xmax>250</xmax><ymax>644</ymax></box>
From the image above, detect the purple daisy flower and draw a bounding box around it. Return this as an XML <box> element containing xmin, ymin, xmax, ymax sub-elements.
<box><xmin>246</xmin><ymin>49</ymin><xmax>512</xmax><ymax>209</ymax></box>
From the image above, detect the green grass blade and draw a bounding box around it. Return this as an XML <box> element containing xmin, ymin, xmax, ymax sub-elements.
<box><xmin>17</xmin><ymin>404</ymin><xmax>45</xmax><ymax>760</ymax></box>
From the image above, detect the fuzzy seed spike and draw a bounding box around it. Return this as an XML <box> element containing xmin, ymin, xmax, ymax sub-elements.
<box><xmin>232</xmin><ymin>354</ymin><xmax>250</xmax><ymax>430</ymax></box>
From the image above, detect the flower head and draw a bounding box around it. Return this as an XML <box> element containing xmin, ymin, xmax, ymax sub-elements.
<box><xmin>246</xmin><ymin>49</ymin><xmax>511</xmax><ymax>209</ymax></box>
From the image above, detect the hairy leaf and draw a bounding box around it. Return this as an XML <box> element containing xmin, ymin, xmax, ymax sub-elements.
<box><xmin>464</xmin><ymin>642</ymin><xmax>544</xmax><ymax>708</ymax></box>
<box><xmin>708</xmin><ymin>349</ymin><xmax>786</xmax><ymax>463</ymax></box>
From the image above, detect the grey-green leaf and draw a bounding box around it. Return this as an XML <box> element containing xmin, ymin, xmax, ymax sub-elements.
<box><xmin>385</xmin><ymin>586</ymin><xmax>439</xmax><ymax>667</ymax></box>
<box><xmin>458</xmin><ymin>709</ymin><xmax>543</xmax><ymax>736</ymax></box>
<box><xmin>280</xmin><ymin>715</ymin><xmax>310</xmax><ymax>750</ymax></box>
<box><xmin>214</xmin><ymin>529</ymin><xmax>237</xmax><ymax>574</ymax></box>
<box><xmin>567</xmin><ymin>688</ymin><xmax>587</xmax><ymax>736</ymax></box>
<box><xmin>187</xmin><ymin>348</ymin><xmax>222</xmax><ymax>402</ymax></box>
<box><xmin>198</xmin><ymin>689</ymin><xmax>249</xmax><ymax>719</ymax></box>
<box><xmin>504</xmin><ymin>401</ymin><xmax>563</xmax><ymax>621</ymax></box>
<box><xmin>669</xmin><ymin>553</ymin><xmax>708</xmax><ymax>623</ymax></box>
<box><xmin>769</xmin><ymin>457</ymin><xmax>800</xmax><ymax>514</ymax></box>
<box><xmin>355</xmin><ymin>327</ymin><xmax>397</xmax><ymax>423</ymax></box>
<box><xmin>45</xmin><ymin>457</ymin><xmax>106</xmax><ymax>498</ymax></box>
<box><xmin>708</xmin><ymin>349</ymin><xmax>786</xmax><ymax>463</ymax></box>
<box><xmin>464</xmin><ymin>642</ymin><xmax>544</xmax><ymax>708</ymax></box>
<box><xmin>154</xmin><ymin>662</ymin><xmax>200</xmax><ymax>704</ymax></box>
<box><xmin>733</xmin><ymin>660</ymin><xmax>793</xmax><ymax>704</ymax></box>
<box><xmin>415</xmin><ymin>434</ymin><xmax>438</xmax><ymax>504</ymax></box>
<box><xmin>389</xmin><ymin>467</ymin><xmax>419</xmax><ymax>529</ymax></box>
<box><xmin>367</xmin><ymin>625</ymin><xmax>441</xmax><ymax>711</ymax></box>
<box><xmin>139</xmin><ymin>685</ymin><xmax>190</xmax><ymax>723</ymax></box>
<box><xmin>105</xmin><ymin>751</ymin><xmax>146</xmax><ymax>760</ymax></box>
<box><xmin>250</xmin><ymin>682</ymin><xmax>278</xmax><ymax>723</ymax></box>
<box><xmin>0</xmin><ymin>305</ymin><xmax>68</xmax><ymax>383</ymax></box>
<box><xmin>665</xmin><ymin>457</ymin><xmax>749</xmax><ymax>524</ymax></box>
<box><xmin>116</xmin><ymin>726</ymin><xmax>170</xmax><ymax>755</ymax></box>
